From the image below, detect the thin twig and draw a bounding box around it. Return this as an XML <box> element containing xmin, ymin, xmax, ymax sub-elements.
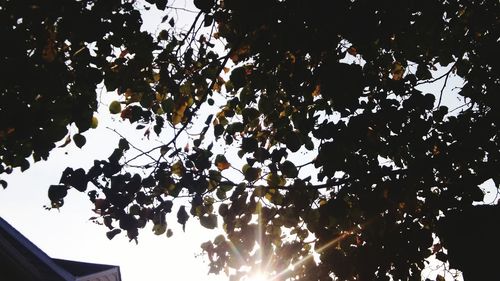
<box><xmin>126</xmin><ymin>162</ymin><xmax>157</xmax><ymax>169</ymax></box>
<box><xmin>448</xmin><ymin>101</ymin><xmax>472</xmax><ymax>114</ymax></box>
<box><xmin>437</xmin><ymin>69</ymin><xmax>451</xmax><ymax>108</ymax></box>
<box><xmin>205</xmin><ymin>168</ymin><xmax>409</xmax><ymax>191</ymax></box>
<box><xmin>166</xmin><ymin>5</ymin><xmax>198</xmax><ymax>13</ymax></box>
<box><xmin>415</xmin><ymin>61</ymin><xmax>458</xmax><ymax>86</ymax></box>
<box><xmin>296</xmin><ymin>160</ymin><xmax>314</xmax><ymax>169</ymax></box>
<box><xmin>175</xmin><ymin>11</ymin><xmax>203</xmax><ymax>57</ymax></box>
<box><xmin>106</xmin><ymin>127</ymin><xmax>158</xmax><ymax>163</ymax></box>
<box><xmin>123</xmin><ymin>49</ymin><xmax>233</xmax><ymax>164</ymax></box>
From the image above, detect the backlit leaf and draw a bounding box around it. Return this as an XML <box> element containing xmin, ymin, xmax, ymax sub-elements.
<box><xmin>171</xmin><ymin>160</ymin><xmax>184</xmax><ymax>176</ymax></box>
<box><xmin>215</xmin><ymin>154</ymin><xmax>230</xmax><ymax>171</ymax></box>
<box><xmin>152</xmin><ymin>223</ymin><xmax>167</xmax><ymax>235</ymax></box>
<box><xmin>200</xmin><ymin>214</ymin><xmax>218</xmax><ymax>229</ymax></box>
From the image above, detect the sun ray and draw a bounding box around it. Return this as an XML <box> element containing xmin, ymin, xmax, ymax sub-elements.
<box><xmin>269</xmin><ymin>220</ymin><xmax>372</xmax><ymax>281</ymax></box>
<box><xmin>226</xmin><ymin>239</ymin><xmax>248</xmax><ymax>268</ymax></box>
<box><xmin>257</xmin><ymin>200</ymin><xmax>263</xmax><ymax>267</ymax></box>
<box><xmin>255</xmin><ymin>201</ymin><xmax>280</xmax><ymax>280</ymax></box>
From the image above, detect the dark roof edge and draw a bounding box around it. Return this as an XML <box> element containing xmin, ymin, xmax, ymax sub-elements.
<box><xmin>0</xmin><ymin>216</ymin><xmax>75</xmax><ymax>281</ymax></box>
<box><xmin>75</xmin><ymin>267</ymin><xmax>121</xmax><ymax>281</ymax></box>
<box><xmin>53</xmin><ymin>258</ymin><xmax>120</xmax><ymax>276</ymax></box>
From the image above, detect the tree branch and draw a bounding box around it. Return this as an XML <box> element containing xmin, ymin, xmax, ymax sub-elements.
<box><xmin>106</xmin><ymin>127</ymin><xmax>158</xmax><ymax>163</ymax></box>
<box><xmin>175</xmin><ymin>11</ymin><xmax>203</xmax><ymax>57</ymax></box>
<box><xmin>437</xmin><ymin>67</ymin><xmax>452</xmax><ymax>108</ymax></box>
<box><xmin>415</xmin><ymin>61</ymin><xmax>457</xmax><ymax>86</ymax></box>
<box><xmin>166</xmin><ymin>5</ymin><xmax>198</xmax><ymax>14</ymax></box>
<box><xmin>206</xmin><ymin>168</ymin><xmax>409</xmax><ymax>192</ymax></box>
<box><xmin>122</xmin><ymin>50</ymin><xmax>233</xmax><ymax>164</ymax></box>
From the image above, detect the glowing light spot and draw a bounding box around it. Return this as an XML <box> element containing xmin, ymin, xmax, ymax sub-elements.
<box><xmin>246</xmin><ymin>273</ymin><xmax>268</xmax><ymax>281</ymax></box>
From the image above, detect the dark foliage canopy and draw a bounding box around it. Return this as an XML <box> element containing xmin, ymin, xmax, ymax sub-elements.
<box><xmin>1</xmin><ymin>0</ymin><xmax>499</xmax><ymax>280</ymax></box>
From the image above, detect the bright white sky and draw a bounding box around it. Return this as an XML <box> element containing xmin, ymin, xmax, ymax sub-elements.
<box><xmin>0</xmin><ymin>121</ymin><xmax>226</xmax><ymax>281</ymax></box>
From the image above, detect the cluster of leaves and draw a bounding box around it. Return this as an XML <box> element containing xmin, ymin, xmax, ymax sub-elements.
<box><xmin>2</xmin><ymin>0</ymin><xmax>500</xmax><ymax>280</ymax></box>
<box><xmin>198</xmin><ymin>1</ymin><xmax>499</xmax><ymax>280</ymax></box>
<box><xmin>0</xmin><ymin>0</ymin><xmax>158</xmax><ymax>184</ymax></box>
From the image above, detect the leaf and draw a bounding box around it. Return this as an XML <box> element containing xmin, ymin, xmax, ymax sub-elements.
<box><xmin>20</xmin><ymin>159</ymin><xmax>30</xmax><ymax>172</ymax></box>
<box><xmin>204</xmin><ymin>14</ymin><xmax>214</xmax><ymax>27</ymax></box>
<box><xmin>62</xmin><ymin>168</ymin><xmax>88</xmax><ymax>192</ymax></box>
<box><xmin>244</xmin><ymin>167</ymin><xmax>261</xmax><ymax>182</ymax></box>
<box><xmin>106</xmin><ymin>229</ymin><xmax>121</xmax><ymax>240</ymax></box>
<box><xmin>119</xmin><ymin>214</ymin><xmax>138</xmax><ymax>231</ymax></box>
<box><xmin>73</xmin><ymin>134</ymin><xmax>86</xmax><ymax>148</ymax></box>
<box><xmin>224</xmin><ymin>80</ymin><xmax>234</xmax><ymax>92</ymax></box>
<box><xmin>90</xmin><ymin>116</ymin><xmax>99</xmax><ymax>129</ymax></box>
<box><xmin>171</xmin><ymin>160</ymin><xmax>184</xmax><ymax>176</ymax></box>
<box><xmin>216</xmin><ymin>188</ymin><xmax>226</xmax><ymax>200</ymax></box>
<box><xmin>266</xmin><ymin>173</ymin><xmax>282</xmax><ymax>186</ymax></box>
<box><xmin>179</xmin><ymin>83</ymin><xmax>193</xmax><ymax>96</ymax></box>
<box><xmin>435</xmin><ymin>252</ymin><xmax>447</xmax><ymax>262</ymax></box>
<box><xmin>59</xmin><ymin>135</ymin><xmax>71</xmax><ymax>148</ymax></box>
<box><xmin>242</xmin><ymin>107</ymin><xmax>259</xmax><ymax>124</ymax></box>
<box><xmin>209</xmin><ymin>170</ymin><xmax>222</xmax><ymax>183</ymax></box>
<box><xmin>229</xmin><ymin>67</ymin><xmax>247</xmax><ymax>90</ymax></box>
<box><xmin>319</xmin><ymin>198</ymin><xmax>327</xmax><ymax>206</ymax></box>
<box><xmin>241</xmin><ymin>137</ymin><xmax>258</xmax><ymax>153</ymax></box>
<box><xmin>194</xmin><ymin>0</ymin><xmax>215</xmax><ymax>12</ymax></box>
<box><xmin>48</xmin><ymin>184</ymin><xmax>68</xmax><ymax>202</ymax></box>
<box><xmin>151</xmin><ymin>122</ymin><xmax>159</xmax><ymax>134</ymax></box>
<box><xmin>391</xmin><ymin>61</ymin><xmax>405</xmax><ymax>81</ymax></box>
<box><xmin>94</xmin><ymin>199</ymin><xmax>108</xmax><ymax>212</ymax></box>
<box><xmin>155</xmin><ymin>0</ymin><xmax>168</xmax><ymax>10</ymax></box>
<box><xmin>311</xmin><ymin>84</ymin><xmax>321</xmax><ymax>97</ymax></box>
<box><xmin>284</xmin><ymin>131</ymin><xmax>301</xmax><ymax>152</ymax></box>
<box><xmin>177</xmin><ymin>206</ymin><xmax>189</xmax><ymax>232</ymax></box>
<box><xmin>200</xmin><ymin>214</ymin><xmax>218</xmax><ymax>229</ymax></box>
<box><xmin>265</xmin><ymin>188</ymin><xmax>276</xmax><ymax>202</ymax></box>
<box><xmin>416</xmin><ymin>64</ymin><xmax>432</xmax><ymax>80</ymax></box>
<box><xmin>347</xmin><ymin>46</ymin><xmax>357</xmax><ymax>56</ymax></box>
<box><xmin>118</xmin><ymin>138</ymin><xmax>130</xmax><ymax>150</ymax></box>
<box><xmin>280</xmin><ymin>160</ymin><xmax>298</xmax><ymax>178</ymax></box>
<box><xmin>41</xmin><ymin>30</ymin><xmax>57</xmax><ymax>62</ymax></box>
<box><xmin>172</xmin><ymin>101</ymin><xmax>188</xmax><ymax>125</ymax></box>
<box><xmin>160</xmin><ymin>145</ymin><xmax>170</xmax><ymax>156</ymax></box>
<box><xmin>0</xmin><ymin>180</ymin><xmax>7</xmax><ymax>189</ymax></box>
<box><xmin>152</xmin><ymin>223</ymin><xmax>167</xmax><ymax>235</ymax></box>
<box><xmin>109</xmin><ymin>100</ymin><xmax>122</xmax><ymax>114</ymax></box>
<box><xmin>215</xmin><ymin>154</ymin><xmax>230</xmax><ymax>171</ymax></box>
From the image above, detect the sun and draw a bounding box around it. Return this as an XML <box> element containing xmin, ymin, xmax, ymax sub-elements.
<box><xmin>245</xmin><ymin>272</ymin><xmax>269</xmax><ymax>281</ymax></box>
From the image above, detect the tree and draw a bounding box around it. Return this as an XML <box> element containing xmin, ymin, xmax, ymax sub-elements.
<box><xmin>1</xmin><ymin>0</ymin><xmax>499</xmax><ymax>280</ymax></box>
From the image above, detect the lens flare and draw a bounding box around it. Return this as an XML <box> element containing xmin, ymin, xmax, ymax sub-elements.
<box><xmin>246</xmin><ymin>272</ymin><xmax>268</xmax><ymax>281</ymax></box>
